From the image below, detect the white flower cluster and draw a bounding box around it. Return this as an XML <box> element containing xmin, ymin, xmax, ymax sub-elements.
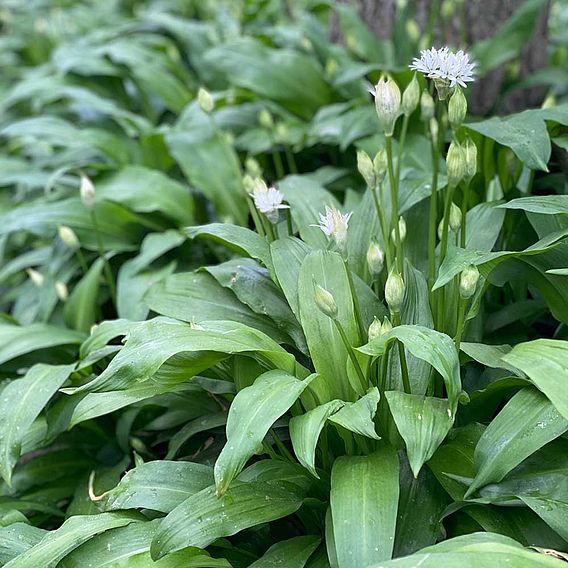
<box><xmin>410</xmin><ymin>47</ymin><xmax>475</xmax><ymax>88</ymax></box>
<box><xmin>313</xmin><ymin>206</ymin><xmax>352</xmax><ymax>253</ymax></box>
<box><xmin>249</xmin><ymin>179</ymin><xmax>288</xmax><ymax>223</ymax></box>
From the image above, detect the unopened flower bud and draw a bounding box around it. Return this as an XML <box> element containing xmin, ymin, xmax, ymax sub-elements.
<box><xmin>258</xmin><ymin>109</ymin><xmax>274</xmax><ymax>129</ymax></box>
<box><xmin>242</xmin><ymin>174</ymin><xmax>257</xmax><ymax>193</ymax></box>
<box><xmin>314</xmin><ymin>284</ymin><xmax>338</xmax><ymax>319</ymax></box>
<box><xmin>401</xmin><ymin>74</ymin><xmax>420</xmax><ymax>116</ymax></box>
<box><xmin>368</xmin><ymin>317</ymin><xmax>382</xmax><ymax>341</ymax></box>
<box><xmin>325</xmin><ymin>58</ymin><xmax>339</xmax><ymax>78</ymax></box>
<box><xmin>391</xmin><ymin>216</ymin><xmax>406</xmax><ymax>243</ymax></box>
<box><xmin>385</xmin><ymin>271</ymin><xmax>405</xmax><ymax>313</ymax></box>
<box><xmin>459</xmin><ymin>265</ymin><xmax>480</xmax><ymax>299</ymax></box>
<box><xmin>381</xmin><ymin>317</ymin><xmax>393</xmax><ymax>334</ymax></box>
<box><xmin>374</xmin><ymin>74</ymin><xmax>401</xmax><ymax>137</ymax></box>
<box><xmin>448</xmin><ymin>87</ymin><xmax>467</xmax><ymax>130</ymax></box>
<box><xmin>366</xmin><ymin>241</ymin><xmax>384</xmax><ymax>277</ymax></box>
<box><xmin>27</xmin><ymin>268</ymin><xmax>44</xmax><ymax>287</ymax></box>
<box><xmin>406</xmin><ymin>20</ymin><xmax>420</xmax><ymax>43</ymax></box>
<box><xmin>429</xmin><ymin>117</ymin><xmax>438</xmax><ymax>142</ymax></box>
<box><xmin>373</xmin><ymin>149</ymin><xmax>388</xmax><ymax>184</ymax></box>
<box><xmin>245</xmin><ymin>158</ymin><xmax>261</xmax><ymax>178</ymax></box>
<box><xmin>446</xmin><ymin>141</ymin><xmax>466</xmax><ymax>188</ymax></box>
<box><xmin>542</xmin><ymin>94</ymin><xmax>556</xmax><ymax>109</ymax></box>
<box><xmin>357</xmin><ymin>150</ymin><xmax>376</xmax><ymax>188</ymax></box>
<box><xmin>197</xmin><ymin>87</ymin><xmax>214</xmax><ymax>114</ymax></box>
<box><xmin>55</xmin><ymin>281</ymin><xmax>68</xmax><ymax>301</ymax></box>
<box><xmin>58</xmin><ymin>225</ymin><xmax>80</xmax><ymax>250</ymax></box>
<box><xmin>421</xmin><ymin>90</ymin><xmax>435</xmax><ymax>121</ymax></box>
<box><xmin>80</xmin><ymin>173</ymin><xmax>96</xmax><ymax>209</ymax></box>
<box><xmin>437</xmin><ymin>219</ymin><xmax>444</xmax><ymax>241</ymax></box>
<box><xmin>449</xmin><ymin>202</ymin><xmax>462</xmax><ymax>232</ymax></box>
<box><xmin>463</xmin><ymin>136</ymin><xmax>477</xmax><ymax>183</ymax></box>
<box><xmin>275</xmin><ymin>123</ymin><xmax>289</xmax><ymax>143</ymax></box>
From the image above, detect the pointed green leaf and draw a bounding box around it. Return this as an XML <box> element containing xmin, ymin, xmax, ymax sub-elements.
<box><xmin>151</xmin><ymin>481</ymin><xmax>304</xmax><ymax>559</ymax></box>
<box><xmin>289</xmin><ymin>400</ymin><xmax>345</xmax><ymax>477</ymax></box>
<box><xmin>386</xmin><ymin>392</ymin><xmax>453</xmax><ymax>477</ymax></box>
<box><xmin>501</xmin><ymin>339</ymin><xmax>568</xmax><ymax>420</ymax></box>
<box><xmin>466</xmin><ymin>388</ymin><xmax>568</xmax><ymax>497</ymax></box>
<box><xmin>99</xmin><ymin>461</ymin><xmax>214</xmax><ymax>514</ymax></box>
<box><xmin>249</xmin><ymin>536</ymin><xmax>321</xmax><ymax>568</ymax></box>
<box><xmin>329</xmin><ymin>388</ymin><xmax>381</xmax><ymax>440</ymax></box>
<box><xmin>331</xmin><ymin>446</ymin><xmax>399</xmax><ymax>567</ymax></box>
<box><xmin>0</xmin><ymin>364</ymin><xmax>73</xmax><ymax>485</ymax></box>
<box><xmin>3</xmin><ymin>512</ymin><xmax>140</xmax><ymax>568</ymax></box>
<box><xmin>214</xmin><ymin>370</ymin><xmax>316</xmax><ymax>495</ymax></box>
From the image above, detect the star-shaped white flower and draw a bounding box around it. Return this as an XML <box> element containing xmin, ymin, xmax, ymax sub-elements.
<box><xmin>313</xmin><ymin>205</ymin><xmax>352</xmax><ymax>252</ymax></box>
<box><xmin>410</xmin><ymin>46</ymin><xmax>475</xmax><ymax>88</ymax></box>
<box><xmin>249</xmin><ymin>179</ymin><xmax>289</xmax><ymax>223</ymax></box>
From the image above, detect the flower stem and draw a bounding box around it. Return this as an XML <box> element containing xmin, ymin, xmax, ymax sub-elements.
<box><xmin>454</xmin><ymin>297</ymin><xmax>467</xmax><ymax>351</ymax></box>
<box><xmin>343</xmin><ymin>257</ymin><xmax>366</xmax><ymax>343</ymax></box>
<box><xmin>427</xmin><ymin>122</ymin><xmax>440</xmax><ymax>292</ymax></box>
<box><xmin>392</xmin><ymin>312</ymin><xmax>411</xmax><ymax>395</ymax></box>
<box><xmin>371</xmin><ymin>183</ymin><xmax>393</xmax><ymax>270</ymax></box>
<box><xmin>272</xmin><ymin>148</ymin><xmax>285</xmax><ymax>179</ymax></box>
<box><xmin>284</xmin><ymin>145</ymin><xmax>298</xmax><ymax>174</ymax></box>
<box><xmin>90</xmin><ymin>209</ymin><xmax>117</xmax><ymax>310</ymax></box>
<box><xmin>334</xmin><ymin>318</ymin><xmax>368</xmax><ymax>393</ymax></box>
<box><xmin>75</xmin><ymin>249</ymin><xmax>89</xmax><ymax>275</ymax></box>
<box><xmin>246</xmin><ymin>196</ymin><xmax>266</xmax><ymax>238</ymax></box>
<box><xmin>285</xmin><ymin>208</ymin><xmax>294</xmax><ymax>236</ymax></box>
<box><xmin>395</xmin><ymin>114</ymin><xmax>409</xmax><ymax>184</ymax></box>
<box><xmin>460</xmin><ymin>180</ymin><xmax>470</xmax><ymax>248</ymax></box>
<box><xmin>385</xmin><ymin>135</ymin><xmax>403</xmax><ymax>274</ymax></box>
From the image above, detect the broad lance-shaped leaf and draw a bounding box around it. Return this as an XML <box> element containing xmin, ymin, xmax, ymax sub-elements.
<box><xmin>59</xmin><ymin>519</ymin><xmax>231</xmax><ymax>568</ymax></box>
<box><xmin>166</xmin><ymin>412</ymin><xmax>228</xmax><ymax>460</ymax></box>
<box><xmin>185</xmin><ymin>223</ymin><xmax>273</xmax><ymax>274</ymax></box>
<box><xmin>358</xmin><ymin>325</ymin><xmax>462</xmax><ymax>408</ymax></box>
<box><xmin>0</xmin><ymin>364</ymin><xmax>74</xmax><ymax>485</ymax></box>
<box><xmin>331</xmin><ymin>446</ymin><xmax>399</xmax><ymax>567</ymax></box>
<box><xmin>3</xmin><ymin>512</ymin><xmax>141</xmax><ymax>568</ymax></box>
<box><xmin>248</xmin><ymin>536</ymin><xmax>321</xmax><ymax>568</ymax></box>
<box><xmin>146</xmin><ymin>272</ymin><xmax>291</xmax><ymax>344</ymax></box>
<box><xmin>519</xmin><ymin>496</ymin><xmax>568</xmax><ymax>542</ymax></box>
<box><xmin>465</xmin><ymin>387</ymin><xmax>568</xmax><ymax>498</ymax></box>
<box><xmin>329</xmin><ymin>387</ymin><xmax>381</xmax><ymax>440</ymax></box>
<box><xmin>64</xmin><ymin>257</ymin><xmax>105</xmax><ymax>333</ymax></box>
<box><xmin>214</xmin><ymin>371</ymin><xmax>317</xmax><ymax>496</ymax></box>
<box><xmin>0</xmin><ymin>323</ymin><xmax>84</xmax><ymax>366</ymax></box>
<box><xmin>151</xmin><ymin>480</ymin><xmax>305</xmax><ymax>559</ymax></box>
<box><xmin>68</xmin><ymin>318</ymin><xmax>297</xmax><ymax>394</ymax></box>
<box><xmin>386</xmin><ymin>392</ymin><xmax>453</xmax><ymax>478</ymax></box>
<box><xmin>501</xmin><ymin>339</ymin><xmax>568</xmax><ymax>421</ymax></box>
<box><xmin>0</xmin><ymin>523</ymin><xmax>46</xmax><ymax>566</ymax></box>
<box><xmin>367</xmin><ymin>532</ymin><xmax>567</xmax><ymax>567</ymax></box>
<box><xmin>290</xmin><ymin>388</ymin><xmax>381</xmax><ymax>478</ymax></box>
<box><xmin>298</xmin><ymin>250</ymin><xmax>359</xmax><ymax>403</ymax></box>
<box><xmin>98</xmin><ymin>461</ymin><xmax>214</xmax><ymax>514</ymax></box>
<box><xmin>290</xmin><ymin>400</ymin><xmax>345</xmax><ymax>478</ymax></box>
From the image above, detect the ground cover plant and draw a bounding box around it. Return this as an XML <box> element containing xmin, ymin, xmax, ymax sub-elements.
<box><xmin>0</xmin><ymin>0</ymin><xmax>568</xmax><ymax>566</ymax></box>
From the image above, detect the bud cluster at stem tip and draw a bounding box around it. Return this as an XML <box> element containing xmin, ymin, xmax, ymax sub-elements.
<box><xmin>445</xmin><ymin>141</ymin><xmax>466</xmax><ymax>188</ymax></box>
<box><xmin>459</xmin><ymin>264</ymin><xmax>480</xmax><ymax>299</ymax></box>
<box><xmin>314</xmin><ymin>284</ymin><xmax>338</xmax><ymax>319</ymax></box>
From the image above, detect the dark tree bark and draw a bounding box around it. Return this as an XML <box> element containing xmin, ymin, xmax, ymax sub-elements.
<box><xmin>332</xmin><ymin>0</ymin><xmax>550</xmax><ymax>114</ymax></box>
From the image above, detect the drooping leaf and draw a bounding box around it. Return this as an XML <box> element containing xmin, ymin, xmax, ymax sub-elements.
<box><xmin>466</xmin><ymin>388</ymin><xmax>568</xmax><ymax>497</ymax></box>
<box><xmin>289</xmin><ymin>400</ymin><xmax>345</xmax><ymax>478</ymax></box>
<box><xmin>386</xmin><ymin>392</ymin><xmax>453</xmax><ymax>477</ymax></box>
<box><xmin>329</xmin><ymin>388</ymin><xmax>381</xmax><ymax>440</ymax></box>
<box><xmin>249</xmin><ymin>536</ymin><xmax>321</xmax><ymax>568</ymax></box>
<box><xmin>0</xmin><ymin>323</ymin><xmax>84</xmax><ymax>366</ymax></box>
<box><xmin>150</xmin><ymin>481</ymin><xmax>305</xmax><ymax>559</ymax></box>
<box><xmin>330</xmin><ymin>446</ymin><xmax>399</xmax><ymax>567</ymax></box>
<box><xmin>368</xmin><ymin>532</ymin><xmax>566</xmax><ymax>567</ymax></box>
<box><xmin>166</xmin><ymin>413</ymin><xmax>228</xmax><ymax>460</ymax></box>
<box><xmin>214</xmin><ymin>370</ymin><xmax>316</xmax><ymax>496</ymax></box>
<box><xmin>0</xmin><ymin>364</ymin><xmax>74</xmax><ymax>485</ymax></box>
<box><xmin>501</xmin><ymin>339</ymin><xmax>568</xmax><ymax>420</ymax></box>
<box><xmin>99</xmin><ymin>461</ymin><xmax>214</xmax><ymax>514</ymax></box>
<box><xmin>3</xmin><ymin>512</ymin><xmax>141</xmax><ymax>568</ymax></box>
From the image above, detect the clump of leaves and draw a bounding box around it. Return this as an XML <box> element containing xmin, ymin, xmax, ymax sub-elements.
<box><xmin>0</xmin><ymin>1</ymin><xmax>568</xmax><ymax>567</ymax></box>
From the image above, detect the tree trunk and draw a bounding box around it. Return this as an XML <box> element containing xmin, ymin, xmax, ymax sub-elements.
<box><xmin>332</xmin><ymin>0</ymin><xmax>550</xmax><ymax>114</ymax></box>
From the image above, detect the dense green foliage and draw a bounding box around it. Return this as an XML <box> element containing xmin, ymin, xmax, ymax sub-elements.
<box><xmin>0</xmin><ymin>0</ymin><xmax>568</xmax><ymax>566</ymax></box>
